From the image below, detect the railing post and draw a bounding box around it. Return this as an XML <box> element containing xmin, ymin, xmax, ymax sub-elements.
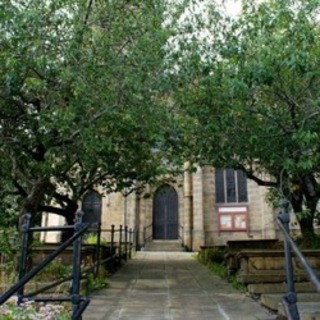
<box><xmin>124</xmin><ymin>226</ymin><xmax>128</xmax><ymax>261</ymax></box>
<box><xmin>94</xmin><ymin>222</ymin><xmax>101</xmax><ymax>279</ymax></box>
<box><xmin>129</xmin><ymin>228</ymin><xmax>133</xmax><ymax>259</ymax></box>
<box><xmin>278</xmin><ymin>200</ymin><xmax>300</xmax><ymax>320</ymax></box>
<box><xmin>0</xmin><ymin>216</ymin><xmax>90</xmax><ymax>316</ymax></box>
<box><xmin>119</xmin><ymin>225</ymin><xmax>123</xmax><ymax>264</ymax></box>
<box><xmin>110</xmin><ymin>225</ymin><xmax>115</xmax><ymax>270</ymax></box>
<box><xmin>17</xmin><ymin>213</ymin><xmax>31</xmax><ymax>304</ymax></box>
<box><xmin>71</xmin><ymin>211</ymin><xmax>83</xmax><ymax>320</ymax></box>
<box><xmin>17</xmin><ymin>213</ymin><xmax>32</xmax><ymax>305</ymax></box>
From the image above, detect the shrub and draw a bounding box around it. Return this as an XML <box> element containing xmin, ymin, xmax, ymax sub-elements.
<box><xmin>32</xmin><ymin>260</ymin><xmax>72</xmax><ymax>283</ymax></box>
<box><xmin>84</xmin><ymin>269</ymin><xmax>109</xmax><ymax>294</ymax></box>
<box><xmin>84</xmin><ymin>233</ymin><xmax>108</xmax><ymax>246</ymax></box>
<box><xmin>197</xmin><ymin>247</ymin><xmax>225</xmax><ymax>265</ymax></box>
<box><xmin>296</xmin><ymin>234</ymin><xmax>320</xmax><ymax>249</ymax></box>
<box><xmin>197</xmin><ymin>247</ymin><xmax>246</xmax><ymax>293</ymax></box>
<box><xmin>0</xmin><ymin>228</ymin><xmax>19</xmax><ymax>268</ymax></box>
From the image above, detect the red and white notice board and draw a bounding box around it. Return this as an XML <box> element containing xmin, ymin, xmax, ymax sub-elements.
<box><xmin>217</xmin><ymin>206</ymin><xmax>249</xmax><ymax>235</ymax></box>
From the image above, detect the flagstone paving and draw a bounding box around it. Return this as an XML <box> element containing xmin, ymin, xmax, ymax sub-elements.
<box><xmin>82</xmin><ymin>252</ymin><xmax>277</xmax><ymax>320</ymax></box>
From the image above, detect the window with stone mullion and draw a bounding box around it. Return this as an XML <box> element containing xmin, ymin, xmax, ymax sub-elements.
<box><xmin>215</xmin><ymin>169</ymin><xmax>247</xmax><ymax>204</ymax></box>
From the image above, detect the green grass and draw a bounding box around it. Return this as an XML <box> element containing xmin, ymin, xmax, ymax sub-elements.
<box><xmin>197</xmin><ymin>248</ymin><xmax>246</xmax><ymax>293</ymax></box>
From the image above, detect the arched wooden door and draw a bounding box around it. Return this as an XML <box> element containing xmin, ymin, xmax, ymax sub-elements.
<box><xmin>82</xmin><ymin>191</ymin><xmax>102</xmax><ymax>225</ymax></box>
<box><xmin>153</xmin><ymin>185</ymin><xmax>178</xmax><ymax>240</ymax></box>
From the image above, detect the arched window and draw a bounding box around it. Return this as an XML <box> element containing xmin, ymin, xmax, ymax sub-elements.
<box><xmin>82</xmin><ymin>191</ymin><xmax>102</xmax><ymax>225</ymax></box>
<box><xmin>215</xmin><ymin>169</ymin><xmax>248</xmax><ymax>203</ymax></box>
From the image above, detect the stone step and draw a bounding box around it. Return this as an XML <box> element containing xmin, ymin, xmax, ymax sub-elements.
<box><xmin>278</xmin><ymin>301</ymin><xmax>320</xmax><ymax>320</ymax></box>
<box><xmin>144</xmin><ymin>240</ymin><xmax>184</xmax><ymax>252</ymax></box>
<box><xmin>260</xmin><ymin>293</ymin><xmax>320</xmax><ymax>312</ymax></box>
<box><xmin>248</xmin><ymin>282</ymin><xmax>317</xmax><ymax>295</ymax></box>
<box><xmin>237</xmin><ymin>272</ymin><xmax>316</xmax><ymax>284</ymax></box>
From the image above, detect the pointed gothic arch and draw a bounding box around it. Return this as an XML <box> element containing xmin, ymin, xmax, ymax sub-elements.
<box><xmin>153</xmin><ymin>185</ymin><xmax>178</xmax><ymax>240</ymax></box>
<box><xmin>82</xmin><ymin>190</ymin><xmax>102</xmax><ymax>225</ymax></box>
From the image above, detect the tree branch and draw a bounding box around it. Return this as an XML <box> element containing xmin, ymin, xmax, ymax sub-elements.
<box><xmin>238</xmin><ymin>165</ymin><xmax>278</xmax><ymax>187</ymax></box>
<box><xmin>12</xmin><ymin>179</ymin><xmax>28</xmax><ymax>198</ymax></box>
<box><xmin>84</xmin><ymin>0</ymin><xmax>94</xmax><ymax>26</ymax></box>
<box><xmin>38</xmin><ymin>205</ymin><xmax>68</xmax><ymax>217</ymax></box>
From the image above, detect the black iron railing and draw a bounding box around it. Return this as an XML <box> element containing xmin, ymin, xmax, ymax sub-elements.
<box><xmin>0</xmin><ymin>211</ymin><xmax>89</xmax><ymax>319</ymax></box>
<box><xmin>277</xmin><ymin>200</ymin><xmax>320</xmax><ymax>320</ymax></box>
<box><xmin>99</xmin><ymin>225</ymin><xmax>135</xmax><ymax>264</ymax></box>
<box><xmin>0</xmin><ymin>212</ymin><xmax>135</xmax><ymax>319</ymax></box>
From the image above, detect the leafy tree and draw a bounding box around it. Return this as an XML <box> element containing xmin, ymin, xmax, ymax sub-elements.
<box><xmin>166</xmin><ymin>0</ymin><xmax>320</xmax><ymax>238</ymax></box>
<box><xmin>0</xmin><ymin>0</ymin><xmax>181</xmax><ymax>226</ymax></box>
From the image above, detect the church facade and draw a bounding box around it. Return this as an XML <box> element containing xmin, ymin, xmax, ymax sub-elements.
<box><xmin>43</xmin><ymin>166</ymin><xmax>281</xmax><ymax>250</ymax></box>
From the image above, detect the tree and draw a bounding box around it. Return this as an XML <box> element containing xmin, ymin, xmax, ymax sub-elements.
<box><xmin>0</xmin><ymin>0</ymin><xmax>182</xmax><ymax>227</ymax></box>
<box><xmin>166</xmin><ymin>0</ymin><xmax>320</xmax><ymax>238</ymax></box>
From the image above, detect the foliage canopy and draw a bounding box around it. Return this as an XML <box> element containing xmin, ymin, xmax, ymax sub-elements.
<box><xmin>166</xmin><ymin>0</ymin><xmax>320</xmax><ymax>237</ymax></box>
<box><xmin>0</xmin><ymin>0</ymin><xmax>181</xmax><ymax>225</ymax></box>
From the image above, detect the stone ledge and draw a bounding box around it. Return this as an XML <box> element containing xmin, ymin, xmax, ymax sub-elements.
<box><xmin>278</xmin><ymin>301</ymin><xmax>320</xmax><ymax>320</ymax></box>
<box><xmin>248</xmin><ymin>282</ymin><xmax>317</xmax><ymax>294</ymax></box>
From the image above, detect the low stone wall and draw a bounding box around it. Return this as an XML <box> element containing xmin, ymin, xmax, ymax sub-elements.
<box><xmin>226</xmin><ymin>249</ymin><xmax>320</xmax><ymax>284</ymax></box>
<box><xmin>31</xmin><ymin>243</ymin><xmax>116</xmax><ymax>266</ymax></box>
<box><xmin>0</xmin><ymin>244</ymin><xmax>117</xmax><ymax>295</ymax></box>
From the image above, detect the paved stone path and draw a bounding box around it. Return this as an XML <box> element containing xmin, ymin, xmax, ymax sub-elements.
<box><xmin>83</xmin><ymin>252</ymin><xmax>277</xmax><ymax>320</ymax></box>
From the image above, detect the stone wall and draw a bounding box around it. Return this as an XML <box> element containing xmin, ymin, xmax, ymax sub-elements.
<box><xmin>201</xmin><ymin>168</ymin><xmax>276</xmax><ymax>247</ymax></box>
<box><xmin>41</xmin><ymin>166</ymin><xmax>278</xmax><ymax>250</ymax></box>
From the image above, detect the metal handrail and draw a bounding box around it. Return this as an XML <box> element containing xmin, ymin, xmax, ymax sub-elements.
<box><xmin>35</xmin><ymin>227</ymin><xmax>134</xmax><ymax>295</ymax></box>
<box><xmin>0</xmin><ymin>226</ymin><xmax>88</xmax><ymax>304</ymax></box>
<box><xmin>0</xmin><ymin>211</ymin><xmax>89</xmax><ymax>320</ymax></box>
<box><xmin>277</xmin><ymin>219</ymin><xmax>320</xmax><ymax>292</ymax></box>
<box><xmin>277</xmin><ymin>200</ymin><xmax>320</xmax><ymax>320</ymax></box>
<box><xmin>99</xmin><ymin>225</ymin><xmax>135</xmax><ymax>266</ymax></box>
<box><xmin>0</xmin><ymin>215</ymin><xmax>135</xmax><ymax>319</ymax></box>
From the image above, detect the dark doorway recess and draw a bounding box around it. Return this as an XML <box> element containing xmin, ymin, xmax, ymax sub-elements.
<box><xmin>82</xmin><ymin>190</ymin><xmax>102</xmax><ymax>224</ymax></box>
<box><xmin>153</xmin><ymin>185</ymin><xmax>178</xmax><ymax>240</ymax></box>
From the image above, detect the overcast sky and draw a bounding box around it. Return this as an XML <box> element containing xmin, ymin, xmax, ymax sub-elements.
<box><xmin>224</xmin><ymin>0</ymin><xmax>242</xmax><ymax>17</ymax></box>
<box><xmin>163</xmin><ymin>0</ymin><xmax>244</xmax><ymax>69</ymax></box>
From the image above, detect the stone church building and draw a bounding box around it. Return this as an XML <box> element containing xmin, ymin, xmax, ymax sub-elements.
<box><xmin>43</xmin><ymin>166</ymin><xmax>282</xmax><ymax>251</ymax></box>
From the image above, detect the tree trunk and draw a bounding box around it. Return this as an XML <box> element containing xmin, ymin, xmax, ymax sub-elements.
<box><xmin>60</xmin><ymin>203</ymin><xmax>78</xmax><ymax>243</ymax></box>
<box><xmin>22</xmin><ymin>179</ymin><xmax>51</xmax><ymax>215</ymax></box>
<box><xmin>18</xmin><ymin>179</ymin><xmax>51</xmax><ymax>271</ymax></box>
<box><xmin>288</xmin><ymin>182</ymin><xmax>317</xmax><ymax>240</ymax></box>
<box><xmin>297</xmin><ymin>215</ymin><xmax>315</xmax><ymax>239</ymax></box>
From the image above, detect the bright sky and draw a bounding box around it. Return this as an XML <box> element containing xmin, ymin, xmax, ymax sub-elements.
<box><xmin>224</xmin><ymin>0</ymin><xmax>242</xmax><ymax>17</ymax></box>
<box><xmin>163</xmin><ymin>0</ymin><xmax>243</xmax><ymax>70</ymax></box>
<box><xmin>164</xmin><ymin>0</ymin><xmax>242</xmax><ymax>28</ymax></box>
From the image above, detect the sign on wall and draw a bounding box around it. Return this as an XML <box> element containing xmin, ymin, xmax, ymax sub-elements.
<box><xmin>218</xmin><ymin>206</ymin><xmax>249</xmax><ymax>235</ymax></box>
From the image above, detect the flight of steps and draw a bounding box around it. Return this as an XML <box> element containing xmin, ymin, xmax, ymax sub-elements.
<box><xmin>248</xmin><ymin>282</ymin><xmax>320</xmax><ymax>319</ymax></box>
<box><xmin>143</xmin><ymin>240</ymin><xmax>185</xmax><ymax>252</ymax></box>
